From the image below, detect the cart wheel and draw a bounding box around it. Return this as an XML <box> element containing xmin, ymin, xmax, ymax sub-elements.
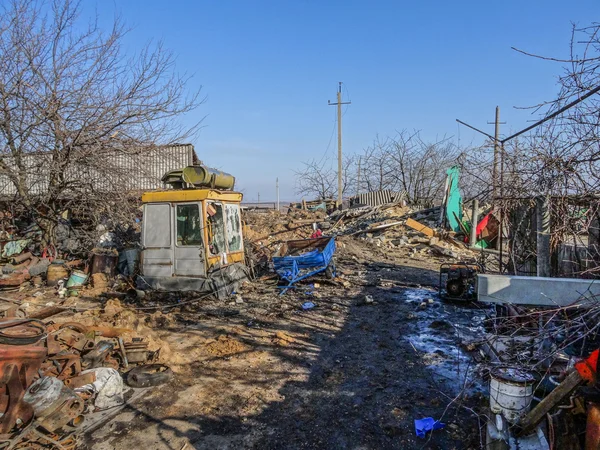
<box><xmin>325</xmin><ymin>261</ymin><xmax>336</xmax><ymax>279</ymax></box>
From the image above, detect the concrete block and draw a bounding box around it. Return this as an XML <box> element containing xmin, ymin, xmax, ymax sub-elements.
<box><xmin>477</xmin><ymin>274</ymin><xmax>600</xmax><ymax>307</ymax></box>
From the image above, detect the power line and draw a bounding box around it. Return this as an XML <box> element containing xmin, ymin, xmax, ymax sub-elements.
<box><xmin>501</xmin><ymin>84</ymin><xmax>600</xmax><ymax>143</ymax></box>
<box><xmin>317</xmin><ymin>109</ymin><xmax>338</xmax><ymax>166</ymax></box>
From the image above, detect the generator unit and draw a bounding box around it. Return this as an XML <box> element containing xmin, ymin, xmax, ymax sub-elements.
<box><xmin>439</xmin><ymin>262</ymin><xmax>482</xmax><ymax>301</ymax></box>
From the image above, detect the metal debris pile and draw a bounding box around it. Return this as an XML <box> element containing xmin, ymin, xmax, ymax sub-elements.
<box><xmin>0</xmin><ymin>207</ymin><xmax>141</xmax><ymax>294</ymax></box>
<box><xmin>0</xmin><ymin>301</ymin><xmax>172</xmax><ymax>449</ymax></box>
<box><xmin>460</xmin><ymin>296</ymin><xmax>600</xmax><ymax>448</ymax></box>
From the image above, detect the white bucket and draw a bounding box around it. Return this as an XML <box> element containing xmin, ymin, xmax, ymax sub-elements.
<box><xmin>489</xmin><ymin>368</ymin><xmax>534</xmax><ymax>424</ymax></box>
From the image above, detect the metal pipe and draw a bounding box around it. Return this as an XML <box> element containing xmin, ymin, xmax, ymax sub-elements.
<box><xmin>470</xmin><ymin>199</ymin><xmax>479</xmax><ymax>247</ymax></box>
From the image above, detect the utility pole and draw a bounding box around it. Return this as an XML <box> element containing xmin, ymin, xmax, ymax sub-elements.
<box><xmin>276</xmin><ymin>178</ymin><xmax>280</xmax><ymax>211</ymax></box>
<box><xmin>329</xmin><ymin>82</ymin><xmax>351</xmax><ymax>209</ymax></box>
<box><xmin>257</xmin><ymin>192</ymin><xmax>260</xmax><ymax>204</ymax></box>
<box><xmin>356</xmin><ymin>156</ymin><xmax>361</xmax><ymax>196</ymax></box>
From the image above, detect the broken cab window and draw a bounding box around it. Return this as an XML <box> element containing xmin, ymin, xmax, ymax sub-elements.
<box><xmin>207</xmin><ymin>202</ymin><xmax>226</xmax><ymax>255</ymax></box>
<box><xmin>176</xmin><ymin>204</ymin><xmax>203</xmax><ymax>246</ymax></box>
<box><xmin>225</xmin><ymin>204</ymin><xmax>242</xmax><ymax>252</ymax></box>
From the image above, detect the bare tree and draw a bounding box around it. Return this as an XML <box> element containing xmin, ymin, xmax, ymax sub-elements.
<box><xmin>0</xmin><ymin>0</ymin><xmax>202</xmax><ymax>246</ymax></box>
<box><xmin>296</xmin><ymin>131</ymin><xmax>474</xmax><ymax>207</ymax></box>
<box><xmin>356</xmin><ymin>131</ymin><xmax>463</xmax><ymax>206</ymax></box>
<box><xmin>294</xmin><ymin>155</ymin><xmax>356</xmax><ymax>200</ymax></box>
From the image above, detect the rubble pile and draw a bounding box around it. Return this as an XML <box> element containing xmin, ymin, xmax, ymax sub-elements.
<box><xmin>244</xmin><ymin>202</ymin><xmax>479</xmax><ymax>280</ymax></box>
<box><xmin>243</xmin><ymin>209</ymin><xmax>328</xmax><ymax>275</ymax></box>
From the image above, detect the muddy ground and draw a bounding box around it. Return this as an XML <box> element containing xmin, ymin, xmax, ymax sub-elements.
<box><xmin>82</xmin><ymin>236</ymin><xmax>490</xmax><ymax>450</ymax></box>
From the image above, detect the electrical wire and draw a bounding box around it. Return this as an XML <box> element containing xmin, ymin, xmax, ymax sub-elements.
<box><xmin>316</xmin><ymin>82</ymin><xmax>351</xmax><ymax>165</ymax></box>
<box><xmin>317</xmin><ymin>107</ymin><xmax>338</xmax><ymax>166</ymax></box>
<box><xmin>342</xmin><ymin>82</ymin><xmax>351</xmax><ymax>117</ymax></box>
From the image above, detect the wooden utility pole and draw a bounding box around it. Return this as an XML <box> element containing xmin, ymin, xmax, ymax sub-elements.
<box><xmin>329</xmin><ymin>82</ymin><xmax>351</xmax><ymax>209</ymax></box>
<box><xmin>356</xmin><ymin>156</ymin><xmax>361</xmax><ymax>196</ymax></box>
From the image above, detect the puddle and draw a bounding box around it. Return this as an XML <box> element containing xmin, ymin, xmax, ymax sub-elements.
<box><xmin>401</xmin><ymin>288</ymin><xmax>486</xmax><ymax>396</ymax></box>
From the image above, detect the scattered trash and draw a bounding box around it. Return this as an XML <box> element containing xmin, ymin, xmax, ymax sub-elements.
<box><xmin>125</xmin><ymin>364</ymin><xmax>174</xmax><ymax>388</ymax></box>
<box><xmin>78</xmin><ymin>368</ymin><xmax>124</xmax><ymax>410</ymax></box>
<box><xmin>359</xmin><ymin>295</ymin><xmax>374</xmax><ymax>306</ymax></box>
<box><xmin>302</xmin><ymin>302</ymin><xmax>315</xmax><ymax>310</ymax></box>
<box><xmin>414</xmin><ymin>417</ymin><xmax>445</xmax><ymax>438</ymax></box>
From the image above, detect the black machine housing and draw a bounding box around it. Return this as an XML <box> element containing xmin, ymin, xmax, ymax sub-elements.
<box><xmin>439</xmin><ymin>261</ymin><xmax>482</xmax><ymax>301</ymax></box>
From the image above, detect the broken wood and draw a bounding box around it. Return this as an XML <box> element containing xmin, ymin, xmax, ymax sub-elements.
<box><xmin>12</xmin><ymin>252</ymin><xmax>32</xmax><ymax>264</ymax></box>
<box><xmin>430</xmin><ymin>244</ymin><xmax>457</xmax><ymax>259</ymax></box>
<box><xmin>517</xmin><ymin>370</ymin><xmax>582</xmax><ymax>436</ymax></box>
<box><xmin>405</xmin><ymin>218</ymin><xmax>435</xmax><ymax>238</ymax></box>
<box><xmin>350</xmin><ymin>220</ymin><xmax>404</xmax><ymax>236</ymax></box>
<box><xmin>29</xmin><ymin>306</ymin><xmax>67</xmax><ymax>320</ymax></box>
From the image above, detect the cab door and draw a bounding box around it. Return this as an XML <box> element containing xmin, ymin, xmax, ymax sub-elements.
<box><xmin>142</xmin><ymin>203</ymin><xmax>173</xmax><ymax>277</ymax></box>
<box><xmin>174</xmin><ymin>202</ymin><xmax>206</xmax><ymax>276</ymax></box>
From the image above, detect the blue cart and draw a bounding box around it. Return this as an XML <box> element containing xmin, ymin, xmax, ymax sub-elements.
<box><xmin>273</xmin><ymin>237</ymin><xmax>336</xmax><ymax>295</ymax></box>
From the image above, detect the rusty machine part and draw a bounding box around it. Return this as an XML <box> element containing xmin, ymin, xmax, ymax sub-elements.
<box><xmin>439</xmin><ymin>262</ymin><xmax>482</xmax><ymax>301</ymax></box>
<box><xmin>4</xmin><ymin>423</ymin><xmax>78</xmax><ymax>450</ymax></box>
<box><xmin>0</xmin><ymin>326</ymin><xmax>48</xmax><ymax>436</ymax></box>
<box><xmin>126</xmin><ymin>364</ymin><xmax>173</xmax><ymax>388</ymax></box>
<box><xmin>52</xmin><ymin>328</ymin><xmax>95</xmax><ymax>353</ymax></box>
<box><xmin>123</xmin><ymin>338</ymin><xmax>156</xmax><ymax>365</ymax></box>
<box><xmin>63</xmin><ymin>372</ymin><xmax>96</xmax><ymax>390</ymax></box>
<box><xmin>0</xmin><ymin>319</ymin><xmax>46</xmax><ymax>345</ymax></box>
<box><xmin>23</xmin><ymin>377</ymin><xmax>85</xmax><ymax>433</ymax></box>
<box><xmin>81</xmin><ymin>340</ymin><xmax>115</xmax><ymax>369</ymax></box>
<box><xmin>41</xmin><ymin>353</ymin><xmax>83</xmax><ymax>381</ymax></box>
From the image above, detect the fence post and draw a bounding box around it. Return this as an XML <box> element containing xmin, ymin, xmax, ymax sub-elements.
<box><xmin>536</xmin><ymin>195</ymin><xmax>551</xmax><ymax>277</ymax></box>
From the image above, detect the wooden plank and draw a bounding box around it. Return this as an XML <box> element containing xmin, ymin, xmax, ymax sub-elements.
<box><xmin>405</xmin><ymin>218</ymin><xmax>435</xmax><ymax>238</ymax></box>
<box><xmin>517</xmin><ymin>370</ymin><xmax>582</xmax><ymax>436</ymax></box>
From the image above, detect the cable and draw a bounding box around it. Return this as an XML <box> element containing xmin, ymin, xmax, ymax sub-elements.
<box><xmin>317</xmin><ymin>108</ymin><xmax>338</xmax><ymax>166</ymax></box>
<box><xmin>342</xmin><ymin>82</ymin><xmax>351</xmax><ymax>116</ymax></box>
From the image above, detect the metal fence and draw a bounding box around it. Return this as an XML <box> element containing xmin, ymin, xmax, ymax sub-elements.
<box><xmin>0</xmin><ymin>144</ymin><xmax>198</xmax><ymax>197</ymax></box>
<box><xmin>349</xmin><ymin>190</ymin><xmax>407</xmax><ymax>208</ymax></box>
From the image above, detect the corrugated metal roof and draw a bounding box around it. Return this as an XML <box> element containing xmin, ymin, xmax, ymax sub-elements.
<box><xmin>0</xmin><ymin>144</ymin><xmax>198</xmax><ymax>196</ymax></box>
<box><xmin>349</xmin><ymin>190</ymin><xmax>407</xmax><ymax>207</ymax></box>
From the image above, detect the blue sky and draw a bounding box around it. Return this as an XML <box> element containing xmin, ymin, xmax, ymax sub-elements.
<box><xmin>86</xmin><ymin>1</ymin><xmax>598</xmax><ymax>202</ymax></box>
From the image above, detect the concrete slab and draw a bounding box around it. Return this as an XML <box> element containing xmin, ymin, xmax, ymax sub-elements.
<box><xmin>477</xmin><ymin>274</ymin><xmax>600</xmax><ymax>306</ymax></box>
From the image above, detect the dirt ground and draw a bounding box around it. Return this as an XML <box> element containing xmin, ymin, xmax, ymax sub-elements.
<box><xmin>81</xmin><ymin>235</ymin><xmax>488</xmax><ymax>450</ymax></box>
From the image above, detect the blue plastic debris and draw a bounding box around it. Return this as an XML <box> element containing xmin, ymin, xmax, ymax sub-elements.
<box><xmin>304</xmin><ymin>284</ymin><xmax>315</xmax><ymax>295</ymax></box>
<box><xmin>272</xmin><ymin>237</ymin><xmax>336</xmax><ymax>295</ymax></box>
<box><xmin>414</xmin><ymin>417</ymin><xmax>445</xmax><ymax>438</ymax></box>
<box><xmin>302</xmin><ymin>302</ymin><xmax>315</xmax><ymax>310</ymax></box>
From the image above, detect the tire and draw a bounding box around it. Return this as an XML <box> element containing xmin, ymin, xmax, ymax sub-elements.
<box><xmin>126</xmin><ymin>364</ymin><xmax>173</xmax><ymax>388</ymax></box>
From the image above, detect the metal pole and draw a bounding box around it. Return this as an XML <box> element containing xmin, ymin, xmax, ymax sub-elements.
<box><xmin>337</xmin><ymin>82</ymin><xmax>343</xmax><ymax>209</ymax></box>
<box><xmin>276</xmin><ymin>178</ymin><xmax>280</xmax><ymax>212</ymax></box>
<box><xmin>470</xmin><ymin>199</ymin><xmax>479</xmax><ymax>247</ymax></box>
<box><xmin>536</xmin><ymin>195</ymin><xmax>551</xmax><ymax>277</ymax></box>
<box><xmin>356</xmin><ymin>156</ymin><xmax>361</xmax><ymax>196</ymax></box>
<box><xmin>493</xmin><ymin>106</ymin><xmax>500</xmax><ymax>199</ymax></box>
<box><xmin>257</xmin><ymin>192</ymin><xmax>260</xmax><ymax>204</ymax></box>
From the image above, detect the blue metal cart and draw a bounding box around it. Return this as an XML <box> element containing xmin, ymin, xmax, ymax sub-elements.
<box><xmin>273</xmin><ymin>237</ymin><xmax>336</xmax><ymax>295</ymax></box>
